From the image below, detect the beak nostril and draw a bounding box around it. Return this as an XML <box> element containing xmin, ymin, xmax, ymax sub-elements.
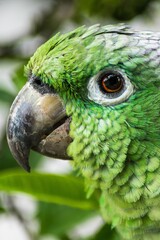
<box><xmin>35</xmin><ymin>78</ymin><xmax>43</xmax><ymax>86</ymax></box>
<box><xmin>30</xmin><ymin>75</ymin><xmax>56</xmax><ymax>94</ymax></box>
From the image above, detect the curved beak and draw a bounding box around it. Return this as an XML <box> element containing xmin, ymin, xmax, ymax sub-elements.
<box><xmin>7</xmin><ymin>82</ymin><xmax>72</xmax><ymax>172</ymax></box>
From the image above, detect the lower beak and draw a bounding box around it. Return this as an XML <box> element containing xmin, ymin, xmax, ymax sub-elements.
<box><xmin>7</xmin><ymin>82</ymin><xmax>72</xmax><ymax>172</ymax></box>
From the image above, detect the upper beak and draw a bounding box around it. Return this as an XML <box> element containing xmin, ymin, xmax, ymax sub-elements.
<box><xmin>7</xmin><ymin>82</ymin><xmax>72</xmax><ymax>172</ymax></box>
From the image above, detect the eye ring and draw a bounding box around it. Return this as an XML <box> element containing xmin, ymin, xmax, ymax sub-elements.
<box><xmin>100</xmin><ymin>71</ymin><xmax>124</xmax><ymax>93</ymax></box>
<box><xmin>87</xmin><ymin>69</ymin><xmax>134</xmax><ymax>106</ymax></box>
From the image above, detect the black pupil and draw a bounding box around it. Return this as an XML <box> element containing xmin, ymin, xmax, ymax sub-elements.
<box><xmin>103</xmin><ymin>74</ymin><xmax>122</xmax><ymax>91</ymax></box>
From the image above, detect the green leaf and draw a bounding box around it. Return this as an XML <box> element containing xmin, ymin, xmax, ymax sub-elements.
<box><xmin>38</xmin><ymin>202</ymin><xmax>97</xmax><ymax>236</ymax></box>
<box><xmin>0</xmin><ymin>170</ymin><xmax>98</xmax><ymax>210</ymax></box>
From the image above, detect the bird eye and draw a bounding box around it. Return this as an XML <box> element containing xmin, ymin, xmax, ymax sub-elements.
<box><xmin>99</xmin><ymin>71</ymin><xmax>123</xmax><ymax>93</ymax></box>
<box><xmin>87</xmin><ymin>69</ymin><xmax>134</xmax><ymax>106</ymax></box>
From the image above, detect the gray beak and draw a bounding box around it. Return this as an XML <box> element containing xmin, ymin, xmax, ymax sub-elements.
<box><xmin>7</xmin><ymin>82</ymin><xmax>72</xmax><ymax>172</ymax></box>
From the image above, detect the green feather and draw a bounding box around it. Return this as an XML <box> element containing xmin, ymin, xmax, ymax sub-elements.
<box><xmin>26</xmin><ymin>24</ymin><xmax>160</xmax><ymax>239</ymax></box>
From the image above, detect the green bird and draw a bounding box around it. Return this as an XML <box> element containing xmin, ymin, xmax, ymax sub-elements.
<box><xmin>6</xmin><ymin>24</ymin><xmax>160</xmax><ymax>240</ymax></box>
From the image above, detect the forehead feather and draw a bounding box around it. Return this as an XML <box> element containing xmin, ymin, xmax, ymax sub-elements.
<box><xmin>26</xmin><ymin>24</ymin><xmax>160</xmax><ymax>88</ymax></box>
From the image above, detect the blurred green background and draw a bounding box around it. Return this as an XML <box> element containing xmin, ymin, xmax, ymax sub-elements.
<box><xmin>0</xmin><ymin>0</ymin><xmax>160</xmax><ymax>239</ymax></box>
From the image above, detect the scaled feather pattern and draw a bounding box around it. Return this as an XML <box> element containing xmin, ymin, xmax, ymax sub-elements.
<box><xmin>21</xmin><ymin>24</ymin><xmax>160</xmax><ymax>239</ymax></box>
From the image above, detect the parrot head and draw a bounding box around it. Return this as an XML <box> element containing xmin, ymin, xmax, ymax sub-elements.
<box><xmin>7</xmin><ymin>24</ymin><xmax>160</xmax><ymax>201</ymax></box>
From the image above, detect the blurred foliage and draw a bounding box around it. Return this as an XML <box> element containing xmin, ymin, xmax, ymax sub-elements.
<box><xmin>0</xmin><ymin>89</ymin><xmax>15</xmax><ymax>104</ymax></box>
<box><xmin>37</xmin><ymin>202</ymin><xmax>96</xmax><ymax>237</ymax></box>
<box><xmin>89</xmin><ymin>224</ymin><xmax>119</xmax><ymax>240</ymax></box>
<box><xmin>75</xmin><ymin>0</ymin><xmax>154</xmax><ymax>21</ymax></box>
<box><xmin>12</xmin><ymin>62</ymin><xmax>28</xmax><ymax>90</ymax></box>
<box><xmin>0</xmin><ymin>134</ymin><xmax>43</xmax><ymax>171</ymax></box>
<box><xmin>0</xmin><ymin>0</ymin><xmax>159</xmax><ymax>239</ymax></box>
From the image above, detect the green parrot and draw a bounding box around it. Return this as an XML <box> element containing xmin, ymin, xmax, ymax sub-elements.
<box><xmin>6</xmin><ymin>24</ymin><xmax>160</xmax><ymax>240</ymax></box>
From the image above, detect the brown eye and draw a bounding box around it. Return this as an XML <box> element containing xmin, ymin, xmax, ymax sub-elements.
<box><xmin>88</xmin><ymin>69</ymin><xmax>134</xmax><ymax>106</ymax></box>
<box><xmin>100</xmin><ymin>71</ymin><xmax>123</xmax><ymax>93</ymax></box>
